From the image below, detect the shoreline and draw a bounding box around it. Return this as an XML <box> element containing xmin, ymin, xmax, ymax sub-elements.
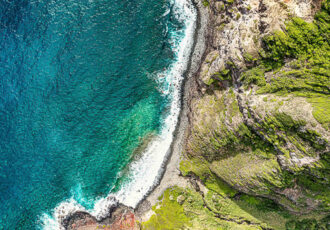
<box><xmin>65</xmin><ymin>0</ymin><xmax>329</xmax><ymax>228</ymax></box>
<box><xmin>64</xmin><ymin>0</ymin><xmax>209</xmax><ymax>229</ymax></box>
<box><xmin>135</xmin><ymin>0</ymin><xmax>209</xmax><ymax>217</ymax></box>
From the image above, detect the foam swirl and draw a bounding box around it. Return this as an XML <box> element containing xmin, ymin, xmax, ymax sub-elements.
<box><xmin>40</xmin><ymin>0</ymin><xmax>196</xmax><ymax>228</ymax></box>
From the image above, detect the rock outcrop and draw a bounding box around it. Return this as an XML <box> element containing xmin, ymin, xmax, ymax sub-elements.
<box><xmin>69</xmin><ymin>0</ymin><xmax>329</xmax><ymax>229</ymax></box>
<box><xmin>186</xmin><ymin>0</ymin><xmax>329</xmax><ymax>214</ymax></box>
<box><xmin>65</xmin><ymin>205</ymin><xmax>139</xmax><ymax>230</ymax></box>
<box><xmin>141</xmin><ymin>0</ymin><xmax>329</xmax><ymax>229</ymax></box>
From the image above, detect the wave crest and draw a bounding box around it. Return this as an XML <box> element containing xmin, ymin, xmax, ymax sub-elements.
<box><xmin>40</xmin><ymin>0</ymin><xmax>196</xmax><ymax>228</ymax></box>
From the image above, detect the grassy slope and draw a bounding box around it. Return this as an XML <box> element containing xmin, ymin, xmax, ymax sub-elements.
<box><xmin>141</xmin><ymin>1</ymin><xmax>329</xmax><ymax>229</ymax></box>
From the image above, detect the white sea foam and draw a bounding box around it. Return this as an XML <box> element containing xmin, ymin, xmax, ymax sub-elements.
<box><xmin>41</xmin><ymin>0</ymin><xmax>196</xmax><ymax>228</ymax></box>
<box><xmin>39</xmin><ymin>199</ymin><xmax>86</xmax><ymax>230</ymax></box>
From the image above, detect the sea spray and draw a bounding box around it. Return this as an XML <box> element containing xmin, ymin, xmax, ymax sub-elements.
<box><xmin>106</xmin><ymin>0</ymin><xmax>197</xmax><ymax>209</ymax></box>
<box><xmin>1</xmin><ymin>0</ymin><xmax>182</xmax><ymax>228</ymax></box>
<box><xmin>40</xmin><ymin>0</ymin><xmax>196</xmax><ymax>228</ymax></box>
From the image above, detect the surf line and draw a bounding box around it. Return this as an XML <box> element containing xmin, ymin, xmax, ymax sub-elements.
<box><xmin>40</xmin><ymin>0</ymin><xmax>196</xmax><ymax>229</ymax></box>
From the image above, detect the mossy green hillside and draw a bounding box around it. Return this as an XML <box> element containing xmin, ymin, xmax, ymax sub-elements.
<box><xmin>141</xmin><ymin>186</ymin><xmax>261</xmax><ymax>230</ymax></box>
<box><xmin>142</xmin><ymin>2</ymin><xmax>330</xmax><ymax>229</ymax></box>
<box><xmin>141</xmin><ymin>179</ymin><xmax>330</xmax><ymax>229</ymax></box>
<box><xmin>141</xmin><ymin>187</ymin><xmax>191</xmax><ymax>230</ymax></box>
<box><xmin>240</xmin><ymin>1</ymin><xmax>330</xmax><ymax>130</ymax></box>
<box><xmin>188</xmin><ymin>73</ymin><xmax>329</xmax><ymax>211</ymax></box>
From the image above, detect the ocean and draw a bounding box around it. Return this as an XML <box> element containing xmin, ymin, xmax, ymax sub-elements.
<box><xmin>0</xmin><ymin>0</ymin><xmax>195</xmax><ymax>229</ymax></box>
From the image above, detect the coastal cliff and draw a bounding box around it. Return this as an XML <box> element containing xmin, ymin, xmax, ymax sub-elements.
<box><xmin>140</xmin><ymin>0</ymin><xmax>329</xmax><ymax>229</ymax></box>
<box><xmin>68</xmin><ymin>0</ymin><xmax>329</xmax><ymax>229</ymax></box>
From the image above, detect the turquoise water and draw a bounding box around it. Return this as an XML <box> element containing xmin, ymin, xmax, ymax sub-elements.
<box><xmin>0</xmin><ymin>0</ymin><xmax>186</xmax><ymax>228</ymax></box>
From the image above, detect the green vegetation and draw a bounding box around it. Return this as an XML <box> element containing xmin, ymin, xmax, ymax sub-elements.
<box><xmin>141</xmin><ymin>188</ymin><xmax>191</xmax><ymax>230</ymax></box>
<box><xmin>141</xmin><ymin>186</ymin><xmax>267</xmax><ymax>230</ymax></box>
<box><xmin>217</xmin><ymin>23</ymin><xmax>226</xmax><ymax>31</ymax></box>
<box><xmin>202</xmin><ymin>0</ymin><xmax>209</xmax><ymax>7</ymax></box>
<box><xmin>205</xmin><ymin>68</ymin><xmax>232</xmax><ymax>87</ymax></box>
<box><xmin>219</xmin><ymin>3</ymin><xmax>225</xmax><ymax>11</ymax></box>
<box><xmin>216</xmin><ymin>70</ymin><xmax>231</xmax><ymax>81</ymax></box>
<box><xmin>243</xmin><ymin>52</ymin><xmax>259</xmax><ymax>64</ymax></box>
<box><xmin>142</xmin><ymin>155</ymin><xmax>328</xmax><ymax>229</ymax></box>
<box><xmin>240</xmin><ymin>67</ymin><xmax>266</xmax><ymax>87</ymax></box>
<box><xmin>240</xmin><ymin>0</ymin><xmax>330</xmax><ymax>129</ymax></box>
<box><xmin>180</xmin><ymin>157</ymin><xmax>237</xmax><ymax>197</ymax></box>
<box><xmin>189</xmin><ymin>75</ymin><xmax>329</xmax><ymax>211</ymax></box>
<box><xmin>285</xmin><ymin>216</ymin><xmax>330</xmax><ymax>230</ymax></box>
<box><xmin>142</xmin><ymin>2</ymin><xmax>330</xmax><ymax>230</ymax></box>
<box><xmin>308</xmin><ymin>96</ymin><xmax>330</xmax><ymax>130</ymax></box>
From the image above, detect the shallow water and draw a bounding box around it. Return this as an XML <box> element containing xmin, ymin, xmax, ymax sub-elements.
<box><xmin>0</xmin><ymin>0</ymin><xmax>188</xmax><ymax>228</ymax></box>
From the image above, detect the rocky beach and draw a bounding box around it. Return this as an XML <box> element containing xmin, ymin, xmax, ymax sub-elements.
<box><xmin>67</xmin><ymin>0</ymin><xmax>329</xmax><ymax>229</ymax></box>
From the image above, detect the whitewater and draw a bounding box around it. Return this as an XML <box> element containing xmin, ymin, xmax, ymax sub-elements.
<box><xmin>41</xmin><ymin>0</ymin><xmax>196</xmax><ymax>228</ymax></box>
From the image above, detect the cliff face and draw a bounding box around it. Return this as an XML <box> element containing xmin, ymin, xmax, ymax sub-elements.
<box><xmin>67</xmin><ymin>0</ymin><xmax>329</xmax><ymax>229</ymax></box>
<box><xmin>187</xmin><ymin>0</ymin><xmax>329</xmax><ymax>212</ymax></box>
<box><xmin>141</xmin><ymin>0</ymin><xmax>329</xmax><ymax>229</ymax></box>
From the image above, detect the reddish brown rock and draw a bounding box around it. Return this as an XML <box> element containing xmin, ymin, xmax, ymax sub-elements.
<box><xmin>66</xmin><ymin>205</ymin><xmax>140</xmax><ymax>230</ymax></box>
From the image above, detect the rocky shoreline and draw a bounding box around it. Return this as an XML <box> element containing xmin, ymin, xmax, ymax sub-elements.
<box><xmin>67</xmin><ymin>0</ymin><xmax>329</xmax><ymax>228</ymax></box>
<box><xmin>64</xmin><ymin>0</ymin><xmax>208</xmax><ymax>228</ymax></box>
<box><xmin>136</xmin><ymin>0</ymin><xmax>210</xmax><ymax>221</ymax></box>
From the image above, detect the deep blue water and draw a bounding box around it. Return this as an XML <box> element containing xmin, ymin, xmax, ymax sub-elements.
<box><xmin>0</xmin><ymin>0</ymin><xmax>183</xmax><ymax>228</ymax></box>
